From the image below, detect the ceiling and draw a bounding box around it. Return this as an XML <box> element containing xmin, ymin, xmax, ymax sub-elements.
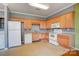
<box><xmin>0</xmin><ymin>3</ymin><xmax>75</xmax><ymax>20</ymax></box>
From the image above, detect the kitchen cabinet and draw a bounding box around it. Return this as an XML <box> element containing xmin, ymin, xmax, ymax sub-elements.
<box><xmin>59</xmin><ymin>15</ymin><xmax>66</xmax><ymax>28</ymax></box>
<box><xmin>65</xmin><ymin>12</ymin><xmax>74</xmax><ymax>28</ymax></box>
<box><xmin>57</xmin><ymin>34</ymin><xmax>73</xmax><ymax>48</ymax></box>
<box><xmin>40</xmin><ymin>21</ymin><xmax>47</xmax><ymax>29</ymax></box>
<box><xmin>32</xmin><ymin>32</ymin><xmax>49</xmax><ymax>42</ymax></box>
<box><xmin>11</xmin><ymin>12</ymin><xmax>73</xmax><ymax>29</ymax></box>
<box><xmin>32</xmin><ymin>32</ymin><xmax>40</xmax><ymax>41</ymax></box>
<box><xmin>49</xmin><ymin>12</ymin><xmax>73</xmax><ymax>29</ymax></box>
<box><xmin>60</xmin><ymin>12</ymin><xmax>73</xmax><ymax>28</ymax></box>
<box><xmin>46</xmin><ymin>21</ymin><xmax>51</xmax><ymax>29</ymax></box>
<box><xmin>50</xmin><ymin>15</ymin><xmax>66</xmax><ymax>29</ymax></box>
<box><xmin>40</xmin><ymin>33</ymin><xmax>49</xmax><ymax>42</ymax></box>
<box><xmin>48</xmin><ymin>16</ymin><xmax>61</xmax><ymax>29</ymax></box>
<box><xmin>24</xmin><ymin>21</ymin><xmax>32</xmax><ymax>30</ymax></box>
<box><xmin>46</xmin><ymin>17</ymin><xmax>58</xmax><ymax>29</ymax></box>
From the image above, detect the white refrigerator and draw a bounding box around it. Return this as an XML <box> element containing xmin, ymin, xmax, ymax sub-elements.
<box><xmin>8</xmin><ymin>21</ymin><xmax>21</xmax><ymax>48</ymax></box>
<box><xmin>0</xmin><ymin>31</ymin><xmax>5</xmax><ymax>49</ymax></box>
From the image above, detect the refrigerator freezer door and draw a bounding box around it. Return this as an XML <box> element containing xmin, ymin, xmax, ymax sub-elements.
<box><xmin>8</xmin><ymin>21</ymin><xmax>21</xmax><ymax>30</ymax></box>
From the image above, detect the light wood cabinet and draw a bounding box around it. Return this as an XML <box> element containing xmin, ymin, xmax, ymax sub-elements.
<box><xmin>24</xmin><ymin>20</ymin><xmax>32</xmax><ymax>30</ymax></box>
<box><xmin>59</xmin><ymin>12</ymin><xmax>74</xmax><ymax>28</ymax></box>
<box><xmin>32</xmin><ymin>32</ymin><xmax>41</xmax><ymax>41</ymax></box>
<box><xmin>65</xmin><ymin>12</ymin><xmax>74</xmax><ymax>28</ymax></box>
<box><xmin>40</xmin><ymin>21</ymin><xmax>47</xmax><ymax>29</ymax></box>
<box><xmin>59</xmin><ymin>15</ymin><xmax>66</xmax><ymax>28</ymax></box>
<box><xmin>32</xmin><ymin>32</ymin><xmax>49</xmax><ymax>42</ymax></box>
<box><xmin>11</xmin><ymin>12</ymin><xmax>73</xmax><ymax>29</ymax></box>
<box><xmin>48</xmin><ymin>12</ymin><xmax>74</xmax><ymax>29</ymax></box>
<box><xmin>57</xmin><ymin>34</ymin><xmax>73</xmax><ymax>48</ymax></box>
<box><xmin>46</xmin><ymin>21</ymin><xmax>51</xmax><ymax>29</ymax></box>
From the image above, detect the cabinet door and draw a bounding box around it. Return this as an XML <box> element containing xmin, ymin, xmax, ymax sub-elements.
<box><xmin>59</xmin><ymin>15</ymin><xmax>66</xmax><ymax>28</ymax></box>
<box><xmin>65</xmin><ymin>12</ymin><xmax>74</xmax><ymax>28</ymax></box>
<box><xmin>57</xmin><ymin>34</ymin><xmax>71</xmax><ymax>48</ymax></box>
<box><xmin>24</xmin><ymin>20</ymin><xmax>32</xmax><ymax>30</ymax></box>
<box><xmin>32</xmin><ymin>33</ymin><xmax>40</xmax><ymax>41</ymax></box>
<box><xmin>40</xmin><ymin>22</ymin><xmax>47</xmax><ymax>29</ymax></box>
<box><xmin>46</xmin><ymin>21</ymin><xmax>51</xmax><ymax>29</ymax></box>
<box><xmin>49</xmin><ymin>16</ymin><xmax>65</xmax><ymax>29</ymax></box>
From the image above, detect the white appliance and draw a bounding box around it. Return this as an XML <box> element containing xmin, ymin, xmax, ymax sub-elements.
<box><xmin>24</xmin><ymin>33</ymin><xmax>32</xmax><ymax>44</ymax></box>
<box><xmin>49</xmin><ymin>33</ymin><xmax>59</xmax><ymax>45</ymax></box>
<box><xmin>8</xmin><ymin>21</ymin><xmax>21</xmax><ymax>48</ymax></box>
<box><xmin>49</xmin><ymin>29</ymin><xmax>62</xmax><ymax>45</ymax></box>
<box><xmin>0</xmin><ymin>31</ymin><xmax>5</xmax><ymax>49</ymax></box>
<box><xmin>51</xmin><ymin>23</ymin><xmax>60</xmax><ymax>28</ymax></box>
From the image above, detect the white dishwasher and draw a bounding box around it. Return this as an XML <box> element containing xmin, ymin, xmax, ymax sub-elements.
<box><xmin>24</xmin><ymin>33</ymin><xmax>32</xmax><ymax>44</ymax></box>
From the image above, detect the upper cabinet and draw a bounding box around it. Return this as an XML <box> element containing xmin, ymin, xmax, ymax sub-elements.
<box><xmin>11</xmin><ymin>12</ymin><xmax>74</xmax><ymax>29</ymax></box>
<box><xmin>40</xmin><ymin>21</ymin><xmax>47</xmax><ymax>29</ymax></box>
<box><xmin>46</xmin><ymin>20</ymin><xmax>51</xmax><ymax>29</ymax></box>
<box><xmin>60</xmin><ymin>12</ymin><xmax>74</xmax><ymax>28</ymax></box>
<box><xmin>49</xmin><ymin>12</ymin><xmax>74</xmax><ymax>29</ymax></box>
<box><xmin>24</xmin><ymin>20</ymin><xmax>32</xmax><ymax>30</ymax></box>
<box><xmin>65</xmin><ymin>12</ymin><xmax>74</xmax><ymax>28</ymax></box>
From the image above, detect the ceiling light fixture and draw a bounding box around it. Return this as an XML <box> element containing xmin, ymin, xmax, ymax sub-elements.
<box><xmin>28</xmin><ymin>3</ymin><xmax>49</xmax><ymax>10</ymax></box>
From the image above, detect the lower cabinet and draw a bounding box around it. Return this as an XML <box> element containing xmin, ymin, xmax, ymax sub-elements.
<box><xmin>32</xmin><ymin>32</ymin><xmax>40</xmax><ymax>42</ymax></box>
<box><xmin>32</xmin><ymin>32</ymin><xmax>49</xmax><ymax>42</ymax></box>
<box><xmin>57</xmin><ymin>34</ymin><xmax>74</xmax><ymax>48</ymax></box>
<box><xmin>24</xmin><ymin>33</ymin><xmax>32</xmax><ymax>44</ymax></box>
<box><xmin>0</xmin><ymin>31</ymin><xmax>5</xmax><ymax>49</ymax></box>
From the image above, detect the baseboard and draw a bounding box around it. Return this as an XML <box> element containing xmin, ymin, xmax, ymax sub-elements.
<box><xmin>0</xmin><ymin>48</ymin><xmax>8</xmax><ymax>52</ymax></box>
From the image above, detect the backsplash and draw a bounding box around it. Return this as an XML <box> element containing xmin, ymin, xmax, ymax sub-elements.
<box><xmin>24</xmin><ymin>28</ymin><xmax>74</xmax><ymax>34</ymax></box>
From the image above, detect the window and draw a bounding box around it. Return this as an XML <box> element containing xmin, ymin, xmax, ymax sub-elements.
<box><xmin>32</xmin><ymin>24</ymin><xmax>40</xmax><ymax>32</ymax></box>
<box><xmin>0</xmin><ymin>18</ymin><xmax>4</xmax><ymax>29</ymax></box>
